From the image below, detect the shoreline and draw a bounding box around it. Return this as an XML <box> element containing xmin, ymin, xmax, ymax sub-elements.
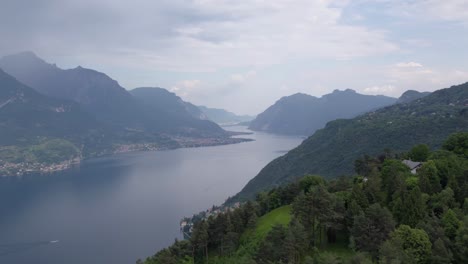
<box><xmin>0</xmin><ymin>136</ymin><xmax>253</xmax><ymax>177</ymax></box>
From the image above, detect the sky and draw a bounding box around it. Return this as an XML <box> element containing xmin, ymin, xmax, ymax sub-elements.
<box><xmin>1</xmin><ymin>0</ymin><xmax>468</xmax><ymax>115</ymax></box>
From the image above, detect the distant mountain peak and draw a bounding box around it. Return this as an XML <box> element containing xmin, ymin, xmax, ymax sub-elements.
<box><xmin>1</xmin><ymin>51</ymin><xmax>54</xmax><ymax>69</ymax></box>
<box><xmin>249</xmin><ymin>89</ymin><xmax>397</xmax><ymax>135</ymax></box>
<box><xmin>332</xmin><ymin>88</ymin><xmax>356</xmax><ymax>94</ymax></box>
<box><xmin>397</xmin><ymin>90</ymin><xmax>431</xmax><ymax>104</ymax></box>
<box><xmin>9</xmin><ymin>51</ymin><xmax>40</xmax><ymax>59</ymax></box>
<box><xmin>235</xmin><ymin>82</ymin><xmax>468</xmax><ymax>201</ymax></box>
<box><xmin>197</xmin><ymin>105</ymin><xmax>255</xmax><ymax>125</ymax></box>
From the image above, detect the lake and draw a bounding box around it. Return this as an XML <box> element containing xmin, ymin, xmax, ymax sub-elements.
<box><xmin>0</xmin><ymin>127</ymin><xmax>302</xmax><ymax>264</ymax></box>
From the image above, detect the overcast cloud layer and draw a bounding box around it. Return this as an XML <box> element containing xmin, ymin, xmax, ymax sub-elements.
<box><xmin>1</xmin><ymin>0</ymin><xmax>468</xmax><ymax>114</ymax></box>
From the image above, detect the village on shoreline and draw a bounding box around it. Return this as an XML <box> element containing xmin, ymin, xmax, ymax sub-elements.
<box><xmin>0</xmin><ymin>136</ymin><xmax>253</xmax><ymax>177</ymax></box>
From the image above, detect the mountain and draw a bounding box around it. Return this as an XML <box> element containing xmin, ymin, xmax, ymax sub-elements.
<box><xmin>0</xmin><ymin>52</ymin><xmax>139</xmax><ymax>127</ymax></box>
<box><xmin>249</xmin><ymin>89</ymin><xmax>397</xmax><ymax>135</ymax></box>
<box><xmin>0</xmin><ymin>69</ymin><xmax>119</xmax><ymax>168</ymax></box>
<box><xmin>0</xmin><ymin>52</ymin><xmax>226</xmax><ymax>137</ymax></box>
<box><xmin>198</xmin><ymin>106</ymin><xmax>255</xmax><ymax>125</ymax></box>
<box><xmin>130</xmin><ymin>87</ymin><xmax>226</xmax><ymax>137</ymax></box>
<box><xmin>397</xmin><ymin>90</ymin><xmax>431</xmax><ymax>104</ymax></box>
<box><xmin>0</xmin><ymin>68</ymin><xmax>103</xmax><ymax>145</ymax></box>
<box><xmin>233</xmin><ymin>83</ymin><xmax>468</xmax><ymax>201</ymax></box>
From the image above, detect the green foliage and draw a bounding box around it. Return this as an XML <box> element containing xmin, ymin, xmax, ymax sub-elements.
<box><xmin>409</xmin><ymin>144</ymin><xmax>431</xmax><ymax>162</ymax></box>
<box><xmin>0</xmin><ymin>138</ymin><xmax>79</xmax><ymax>165</ymax></box>
<box><xmin>255</xmin><ymin>224</ymin><xmax>289</xmax><ymax>263</ymax></box>
<box><xmin>431</xmin><ymin>238</ymin><xmax>453</xmax><ymax>264</ymax></box>
<box><xmin>443</xmin><ymin>132</ymin><xmax>468</xmax><ymax>158</ymax></box>
<box><xmin>314</xmin><ymin>252</ymin><xmax>342</xmax><ymax>264</ymax></box>
<box><xmin>441</xmin><ymin>209</ymin><xmax>461</xmax><ymax>240</ymax></box>
<box><xmin>350</xmin><ymin>204</ymin><xmax>395</xmax><ymax>257</ymax></box>
<box><xmin>29</xmin><ymin>139</ymin><xmax>79</xmax><ymax>163</ymax></box>
<box><xmin>145</xmin><ymin>134</ymin><xmax>468</xmax><ymax>264</ymax></box>
<box><xmin>383</xmin><ymin>225</ymin><xmax>432</xmax><ymax>264</ymax></box>
<box><xmin>418</xmin><ymin>160</ymin><xmax>441</xmax><ymax>194</ymax></box>
<box><xmin>234</xmin><ymin>83</ymin><xmax>468</xmax><ymax>201</ymax></box>
<box><xmin>381</xmin><ymin>159</ymin><xmax>411</xmax><ymax>204</ymax></box>
<box><xmin>254</xmin><ymin>205</ymin><xmax>291</xmax><ymax>239</ymax></box>
<box><xmin>454</xmin><ymin>217</ymin><xmax>468</xmax><ymax>263</ymax></box>
<box><xmin>292</xmin><ymin>185</ymin><xmax>342</xmax><ymax>247</ymax></box>
<box><xmin>392</xmin><ymin>187</ymin><xmax>426</xmax><ymax>227</ymax></box>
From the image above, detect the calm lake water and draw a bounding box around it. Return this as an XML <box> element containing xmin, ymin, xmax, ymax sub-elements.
<box><xmin>0</xmin><ymin>127</ymin><xmax>302</xmax><ymax>264</ymax></box>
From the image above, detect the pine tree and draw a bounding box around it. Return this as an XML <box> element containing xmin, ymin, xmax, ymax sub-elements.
<box><xmin>292</xmin><ymin>184</ymin><xmax>335</xmax><ymax>247</ymax></box>
<box><xmin>392</xmin><ymin>187</ymin><xmax>426</xmax><ymax>227</ymax></box>
<box><xmin>350</xmin><ymin>203</ymin><xmax>395</xmax><ymax>257</ymax></box>
<box><xmin>418</xmin><ymin>161</ymin><xmax>441</xmax><ymax>194</ymax></box>
<box><xmin>454</xmin><ymin>218</ymin><xmax>468</xmax><ymax>263</ymax></box>
<box><xmin>190</xmin><ymin>220</ymin><xmax>209</xmax><ymax>263</ymax></box>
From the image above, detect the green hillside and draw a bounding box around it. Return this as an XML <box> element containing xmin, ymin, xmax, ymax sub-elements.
<box><xmin>141</xmin><ymin>133</ymin><xmax>468</xmax><ymax>264</ymax></box>
<box><xmin>234</xmin><ymin>83</ymin><xmax>468</xmax><ymax>201</ymax></box>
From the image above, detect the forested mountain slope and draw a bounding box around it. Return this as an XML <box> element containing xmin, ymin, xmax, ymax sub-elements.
<box><xmin>235</xmin><ymin>83</ymin><xmax>468</xmax><ymax>201</ymax></box>
<box><xmin>143</xmin><ymin>133</ymin><xmax>468</xmax><ymax>264</ymax></box>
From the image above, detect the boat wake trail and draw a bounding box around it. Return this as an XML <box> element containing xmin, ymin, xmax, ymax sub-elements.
<box><xmin>0</xmin><ymin>240</ymin><xmax>59</xmax><ymax>256</ymax></box>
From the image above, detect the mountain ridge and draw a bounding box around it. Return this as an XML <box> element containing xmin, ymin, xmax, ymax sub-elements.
<box><xmin>249</xmin><ymin>89</ymin><xmax>397</xmax><ymax>135</ymax></box>
<box><xmin>233</xmin><ymin>82</ymin><xmax>468</xmax><ymax>201</ymax></box>
<box><xmin>198</xmin><ymin>105</ymin><xmax>255</xmax><ymax>125</ymax></box>
<box><xmin>0</xmin><ymin>52</ymin><xmax>226</xmax><ymax>137</ymax></box>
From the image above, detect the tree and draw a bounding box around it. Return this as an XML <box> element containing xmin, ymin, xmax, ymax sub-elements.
<box><xmin>299</xmin><ymin>174</ymin><xmax>325</xmax><ymax>192</ymax></box>
<box><xmin>351</xmin><ymin>184</ymin><xmax>369</xmax><ymax>209</ymax></box>
<box><xmin>418</xmin><ymin>160</ymin><xmax>441</xmax><ymax>194</ymax></box>
<box><xmin>255</xmin><ymin>224</ymin><xmax>288</xmax><ymax>264</ymax></box>
<box><xmin>454</xmin><ymin>217</ymin><xmax>468</xmax><ymax>263</ymax></box>
<box><xmin>354</xmin><ymin>155</ymin><xmax>375</xmax><ymax>177</ymax></box>
<box><xmin>463</xmin><ymin>198</ymin><xmax>468</xmax><ymax>215</ymax></box>
<box><xmin>441</xmin><ymin>209</ymin><xmax>461</xmax><ymax>240</ymax></box>
<box><xmin>417</xmin><ymin>215</ymin><xmax>452</xmax><ymax>257</ymax></box>
<box><xmin>345</xmin><ymin>199</ymin><xmax>363</xmax><ymax>231</ymax></box>
<box><xmin>380</xmin><ymin>159</ymin><xmax>410</xmax><ymax>205</ymax></box>
<box><xmin>443</xmin><ymin>132</ymin><xmax>468</xmax><ymax>158</ymax></box>
<box><xmin>350</xmin><ymin>203</ymin><xmax>395</xmax><ymax>257</ymax></box>
<box><xmin>242</xmin><ymin>201</ymin><xmax>259</xmax><ymax>229</ymax></box>
<box><xmin>190</xmin><ymin>220</ymin><xmax>209</xmax><ymax>263</ymax></box>
<box><xmin>347</xmin><ymin>252</ymin><xmax>373</xmax><ymax>264</ymax></box>
<box><xmin>392</xmin><ymin>187</ymin><xmax>426</xmax><ymax>227</ymax></box>
<box><xmin>223</xmin><ymin>232</ymin><xmax>239</xmax><ymax>256</ymax></box>
<box><xmin>430</xmin><ymin>238</ymin><xmax>453</xmax><ymax>264</ymax></box>
<box><xmin>292</xmin><ymin>184</ymin><xmax>336</xmax><ymax>247</ymax></box>
<box><xmin>379</xmin><ymin>236</ymin><xmax>411</xmax><ymax>264</ymax></box>
<box><xmin>409</xmin><ymin>144</ymin><xmax>431</xmax><ymax>162</ymax></box>
<box><xmin>285</xmin><ymin>218</ymin><xmax>308</xmax><ymax>263</ymax></box>
<box><xmin>362</xmin><ymin>173</ymin><xmax>384</xmax><ymax>205</ymax></box>
<box><xmin>256</xmin><ymin>192</ymin><xmax>270</xmax><ymax>215</ymax></box>
<box><xmin>381</xmin><ymin>225</ymin><xmax>432</xmax><ymax>264</ymax></box>
<box><xmin>314</xmin><ymin>252</ymin><xmax>342</xmax><ymax>264</ymax></box>
<box><xmin>429</xmin><ymin>187</ymin><xmax>458</xmax><ymax>216</ymax></box>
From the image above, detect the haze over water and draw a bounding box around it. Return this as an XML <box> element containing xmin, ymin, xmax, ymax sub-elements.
<box><xmin>0</xmin><ymin>127</ymin><xmax>302</xmax><ymax>264</ymax></box>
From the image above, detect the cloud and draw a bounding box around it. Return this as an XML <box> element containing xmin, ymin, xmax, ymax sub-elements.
<box><xmin>361</xmin><ymin>64</ymin><xmax>468</xmax><ymax>97</ymax></box>
<box><xmin>230</xmin><ymin>71</ymin><xmax>257</xmax><ymax>83</ymax></box>
<box><xmin>363</xmin><ymin>85</ymin><xmax>396</xmax><ymax>94</ymax></box>
<box><xmin>0</xmin><ymin>0</ymin><xmax>398</xmax><ymax>72</ymax></box>
<box><xmin>171</xmin><ymin>79</ymin><xmax>202</xmax><ymax>97</ymax></box>
<box><xmin>368</xmin><ymin>0</ymin><xmax>468</xmax><ymax>25</ymax></box>
<box><xmin>396</xmin><ymin>62</ymin><xmax>423</xmax><ymax>68</ymax></box>
<box><xmin>0</xmin><ymin>0</ymin><xmax>466</xmax><ymax>115</ymax></box>
<box><xmin>407</xmin><ymin>0</ymin><xmax>468</xmax><ymax>25</ymax></box>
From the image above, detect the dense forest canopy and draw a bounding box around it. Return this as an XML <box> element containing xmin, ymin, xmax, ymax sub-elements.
<box><xmin>141</xmin><ymin>132</ymin><xmax>468</xmax><ymax>264</ymax></box>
